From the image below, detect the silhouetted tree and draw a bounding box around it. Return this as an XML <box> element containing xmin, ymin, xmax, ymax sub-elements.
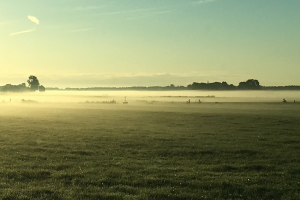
<box><xmin>27</xmin><ymin>75</ymin><xmax>40</xmax><ymax>91</ymax></box>
<box><xmin>1</xmin><ymin>83</ymin><xmax>29</xmax><ymax>92</ymax></box>
<box><xmin>39</xmin><ymin>85</ymin><xmax>46</xmax><ymax>92</ymax></box>
<box><xmin>238</xmin><ymin>79</ymin><xmax>261</xmax><ymax>90</ymax></box>
<box><xmin>1</xmin><ymin>84</ymin><xmax>21</xmax><ymax>92</ymax></box>
<box><xmin>187</xmin><ymin>81</ymin><xmax>236</xmax><ymax>90</ymax></box>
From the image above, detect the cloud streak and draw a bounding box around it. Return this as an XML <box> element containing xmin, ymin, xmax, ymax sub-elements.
<box><xmin>9</xmin><ymin>16</ymin><xmax>39</xmax><ymax>36</ymax></box>
<box><xmin>74</xmin><ymin>6</ymin><xmax>101</xmax><ymax>11</ymax></box>
<box><xmin>122</xmin><ymin>9</ymin><xmax>175</xmax><ymax>21</ymax></box>
<box><xmin>10</xmin><ymin>29</ymin><xmax>35</xmax><ymax>36</ymax></box>
<box><xmin>94</xmin><ymin>4</ymin><xmax>178</xmax><ymax>17</ymax></box>
<box><xmin>189</xmin><ymin>0</ymin><xmax>218</xmax><ymax>5</ymax></box>
<box><xmin>68</xmin><ymin>28</ymin><xmax>94</xmax><ymax>33</ymax></box>
<box><xmin>93</xmin><ymin>0</ymin><xmax>216</xmax><ymax>21</ymax></box>
<box><xmin>28</xmin><ymin>15</ymin><xmax>39</xmax><ymax>25</ymax></box>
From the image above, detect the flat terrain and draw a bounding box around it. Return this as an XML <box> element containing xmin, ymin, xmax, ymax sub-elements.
<box><xmin>0</xmin><ymin>102</ymin><xmax>299</xmax><ymax>199</ymax></box>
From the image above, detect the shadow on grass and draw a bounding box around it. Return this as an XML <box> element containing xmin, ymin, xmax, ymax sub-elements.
<box><xmin>158</xmin><ymin>150</ymin><xmax>215</xmax><ymax>158</ymax></box>
<box><xmin>212</xmin><ymin>164</ymin><xmax>275</xmax><ymax>172</ymax></box>
<box><xmin>70</xmin><ymin>150</ymin><xmax>93</xmax><ymax>156</ymax></box>
<box><xmin>282</xmin><ymin>140</ymin><xmax>300</xmax><ymax>144</ymax></box>
<box><xmin>57</xmin><ymin>173</ymin><xmax>84</xmax><ymax>186</ymax></box>
<box><xmin>2</xmin><ymin>189</ymin><xmax>61</xmax><ymax>200</ymax></box>
<box><xmin>50</xmin><ymin>164</ymin><xmax>72</xmax><ymax>171</ymax></box>
<box><xmin>3</xmin><ymin>170</ymin><xmax>51</xmax><ymax>182</ymax></box>
<box><xmin>77</xmin><ymin>193</ymin><xmax>124</xmax><ymax>200</ymax></box>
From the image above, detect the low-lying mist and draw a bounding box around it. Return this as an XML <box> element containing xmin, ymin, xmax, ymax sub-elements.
<box><xmin>1</xmin><ymin>90</ymin><xmax>299</xmax><ymax>104</ymax></box>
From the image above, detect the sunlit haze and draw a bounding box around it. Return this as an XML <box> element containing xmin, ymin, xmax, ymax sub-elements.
<box><xmin>1</xmin><ymin>0</ymin><xmax>299</xmax><ymax>87</ymax></box>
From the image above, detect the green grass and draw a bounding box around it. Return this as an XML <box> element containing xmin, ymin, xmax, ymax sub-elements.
<box><xmin>0</xmin><ymin>102</ymin><xmax>299</xmax><ymax>199</ymax></box>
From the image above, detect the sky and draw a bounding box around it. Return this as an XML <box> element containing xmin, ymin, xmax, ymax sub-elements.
<box><xmin>1</xmin><ymin>0</ymin><xmax>300</xmax><ymax>88</ymax></box>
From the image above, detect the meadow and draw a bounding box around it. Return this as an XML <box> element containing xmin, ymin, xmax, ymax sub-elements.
<box><xmin>0</xmin><ymin>99</ymin><xmax>299</xmax><ymax>199</ymax></box>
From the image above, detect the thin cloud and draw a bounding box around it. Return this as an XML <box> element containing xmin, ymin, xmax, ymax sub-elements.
<box><xmin>74</xmin><ymin>6</ymin><xmax>101</xmax><ymax>11</ymax></box>
<box><xmin>122</xmin><ymin>15</ymin><xmax>149</xmax><ymax>21</ymax></box>
<box><xmin>95</xmin><ymin>1</ymin><xmax>216</xmax><ymax>18</ymax></box>
<box><xmin>190</xmin><ymin>0</ymin><xmax>218</xmax><ymax>5</ymax></box>
<box><xmin>28</xmin><ymin>15</ymin><xmax>39</xmax><ymax>25</ymax></box>
<box><xmin>9</xmin><ymin>16</ymin><xmax>39</xmax><ymax>36</ymax></box>
<box><xmin>152</xmin><ymin>10</ymin><xmax>175</xmax><ymax>15</ymax></box>
<box><xmin>10</xmin><ymin>29</ymin><xmax>35</xmax><ymax>36</ymax></box>
<box><xmin>68</xmin><ymin>28</ymin><xmax>94</xmax><ymax>33</ymax></box>
<box><xmin>95</xmin><ymin>7</ymin><xmax>164</xmax><ymax>16</ymax></box>
<box><xmin>122</xmin><ymin>10</ymin><xmax>175</xmax><ymax>20</ymax></box>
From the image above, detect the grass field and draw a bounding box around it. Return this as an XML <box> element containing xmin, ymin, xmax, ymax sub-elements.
<box><xmin>0</xmin><ymin>102</ymin><xmax>299</xmax><ymax>199</ymax></box>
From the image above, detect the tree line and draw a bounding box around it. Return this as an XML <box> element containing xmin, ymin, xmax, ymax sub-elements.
<box><xmin>1</xmin><ymin>77</ymin><xmax>300</xmax><ymax>92</ymax></box>
<box><xmin>188</xmin><ymin>79</ymin><xmax>261</xmax><ymax>90</ymax></box>
<box><xmin>0</xmin><ymin>76</ymin><xmax>45</xmax><ymax>92</ymax></box>
<box><xmin>62</xmin><ymin>79</ymin><xmax>262</xmax><ymax>91</ymax></box>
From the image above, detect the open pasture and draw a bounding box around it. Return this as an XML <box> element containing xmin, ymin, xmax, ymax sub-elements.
<box><xmin>0</xmin><ymin>102</ymin><xmax>300</xmax><ymax>199</ymax></box>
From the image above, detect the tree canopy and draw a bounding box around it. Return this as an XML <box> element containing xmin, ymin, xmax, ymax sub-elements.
<box><xmin>27</xmin><ymin>75</ymin><xmax>40</xmax><ymax>91</ymax></box>
<box><xmin>238</xmin><ymin>79</ymin><xmax>261</xmax><ymax>90</ymax></box>
<box><xmin>187</xmin><ymin>79</ymin><xmax>261</xmax><ymax>90</ymax></box>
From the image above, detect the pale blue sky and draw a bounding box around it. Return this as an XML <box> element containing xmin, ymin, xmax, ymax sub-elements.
<box><xmin>1</xmin><ymin>0</ymin><xmax>300</xmax><ymax>87</ymax></box>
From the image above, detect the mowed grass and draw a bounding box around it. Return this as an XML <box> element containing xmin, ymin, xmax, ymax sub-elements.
<box><xmin>0</xmin><ymin>102</ymin><xmax>299</xmax><ymax>199</ymax></box>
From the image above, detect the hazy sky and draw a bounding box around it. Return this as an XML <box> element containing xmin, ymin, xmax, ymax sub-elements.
<box><xmin>1</xmin><ymin>0</ymin><xmax>300</xmax><ymax>87</ymax></box>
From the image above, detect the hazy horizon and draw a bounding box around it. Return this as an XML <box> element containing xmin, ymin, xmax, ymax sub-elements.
<box><xmin>2</xmin><ymin>90</ymin><xmax>300</xmax><ymax>104</ymax></box>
